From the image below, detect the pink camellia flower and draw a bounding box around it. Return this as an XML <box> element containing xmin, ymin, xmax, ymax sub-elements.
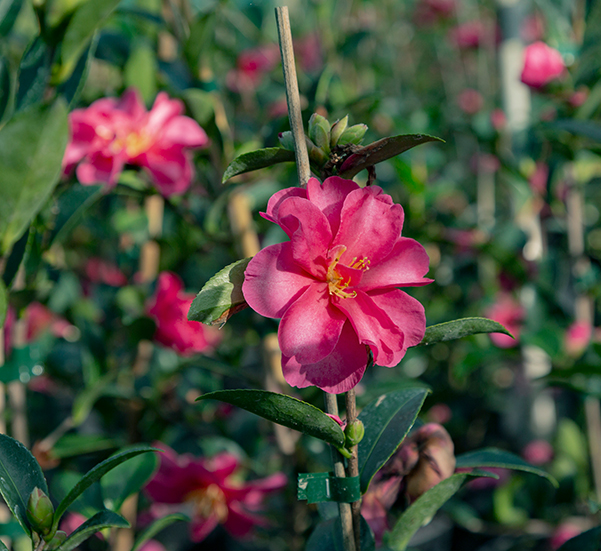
<box><xmin>550</xmin><ymin>521</ymin><xmax>585</xmax><ymax>550</ymax></box>
<box><xmin>148</xmin><ymin>272</ymin><xmax>221</xmax><ymax>355</ymax></box>
<box><xmin>458</xmin><ymin>88</ymin><xmax>484</xmax><ymax>115</ymax></box>
<box><xmin>522</xmin><ymin>439</ymin><xmax>554</xmax><ymax>465</ymax></box>
<box><xmin>520</xmin><ymin>42</ymin><xmax>565</xmax><ymax>88</ymax></box>
<box><xmin>85</xmin><ymin>257</ymin><xmax>128</xmax><ymax>287</ymax></box>
<box><xmin>490</xmin><ymin>108</ymin><xmax>507</xmax><ymax>131</ymax></box>
<box><xmin>63</xmin><ymin>88</ymin><xmax>209</xmax><ymax>197</ymax></box>
<box><xmin>242</xmin><ymin>177</ymin><xmax>432</xmax><ymax>394</ymax></box>
<box><xmin>485</xmin><ymin>293</ymin><xmax>524</xmax><ymax>348</ymax></box>
<box><xmin>226</xmin><ymin>45</ymin><xmax>280</xmax><ymax>93</ymax></box>
<box><xmin>450</xmin><ymin>20</ymin><xmax>487</xmax><ymax>49</ymax></box>
<box><xmin>145</xmin><ymin>444</ymin><xmax>287</xmax><ymax>542</ymax></box>
<box><xmin>361</xmin><ymin>423</ymin><xmax>455</xmax><ymax>544</ymax></box>
<box><xmin>529</xmin><ymin>162</ymin><xmax>549</xmax><ymax>195</ymax></box>
<box><xmin>564</xmin><ymin>320</ymin><xmax>593</xmax><ymax>357</ymax></box>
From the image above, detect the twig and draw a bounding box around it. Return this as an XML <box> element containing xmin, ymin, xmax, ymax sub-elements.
<box><xmin>275</xmin><ymin>6</ymin><xmax>311</xmax><ymax>186</ymax></box>
<box><xmin>345</xmin><ymin>388</ymin><xmax>361</xmax><ymax>551</ymax></box>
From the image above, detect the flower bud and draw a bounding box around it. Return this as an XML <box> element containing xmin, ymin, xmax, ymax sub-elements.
<box><xmin>330</xmin><ymin>115</ymin><xmax>349</xmax><ymax>148</ymax></box>
<box><xmin>46</xmin><ymin>530</ymin><xmax>67</xmax><ymax>546</ymax></box>
<box><xmin>278</xmin><ymin>131</ymin><xmax>295</xmax><ymax>151</ymax></box>
<box><xmin>305</xmin><ymin>137</ymin><xmax>328</xmax><ymax>167</ymax></box>
<box><xmin>308</xmin><ymin>113</ymin><xmax>331</xmax><ymax>154</ymax></box>
<box><xmin>26</xmin><ymin>487</ymin><xmax>54</xmax><ymax>535</ymax></box>
<box><xmin>338</xmin><ymin>124</ymin><xmax>368</xmax><ymax>145</ymax></box>
<box><xmin>344</xmin><ymin>420</ymin><xmax>365</xmax><ymax>447</ymax></box>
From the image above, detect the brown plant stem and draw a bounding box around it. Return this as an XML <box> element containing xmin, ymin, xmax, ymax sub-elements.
<box><xmin>345</xmin><ymin>388</ymin><xmax>361</xmax><ymax>551</ymax></box>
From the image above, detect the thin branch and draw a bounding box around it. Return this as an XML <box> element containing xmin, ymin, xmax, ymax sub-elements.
<box><xmin>345</xmin><ymin>388</ymin><xmax>361</xmax><ymax>551</ymax></box>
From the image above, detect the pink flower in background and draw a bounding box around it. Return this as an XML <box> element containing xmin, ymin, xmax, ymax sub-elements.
<box><xmin>85</xmin><ymin>258</ymin><xmax>128</xmax><ymax>287</ymax></box>
<box><xmin>242</xmin><ymin>177</ymin><xmax>432</xmax><ymax>393</ymax></box>
<box><xmin>226</xmin><ymin>45</ymin><xmax>280</xmax><ymax>93</ymax></box>
<box><xmin>520</xmin><ymin>42</ymin><xmax>565</xmax><ymax>88</ymax></box>
<box><xmin>521</xmin><ymin>14</ymin><xmax>545</xmax><ymax>43</ymax></box>
<box><xmin>550</xmin><ymin>521</ymin><xmax>585</xmax><ymax>550</ymax></box>
<box><xmin>148</xmin><ymin>272</ymin><xmax>221</xmax><ymax>355</ymax></box>
<box><xmin>485</xmin><ymin>293</ymin><xmax>524</xmax><ymax>348</ymax></box>
<box><xmin>457</xmin><ymin>88</ymin><xmax>484</xmax><ymax>115</ymax></box>
<box><xmin>414</xmin><ymin>0</ymin><xmax>456</xmax><ymax>25</ymax></box>
<box><xmin>63</xmin><ymin>88</ymin><xmax>209</xmax><ymax>196</ymax></box>
<box><xmin>529</xmin><ymin>162</ymin><xmax>549</xmax><ymax>195</ymax></box>
<box><xmin>294</xmin><ymin>33</ymin><xmax>323</xmax><ymax>72</ymax></box>
<box><xmin>522</xmin><ymin>440</ymin><xmax>554</xmax><ymax>465</ymax></box>
<box><xmin>450</xmin><ymin>21</ymin><xmax>487</xmax><ymax>49</ymax></box>
<box><xmin>145</xmin><ymin>444</ymin><xmax>287</xmax><ymax>542</ymax></box>
<box><xmin>490</xmin><ymin>108</ymin><xmax>507</xmax><ymax>131</ymax></box>
<box><xmin>564</xmin><ymin>320</ymin><xmax>592</xmax><ymax>357</ymax></box>
<box><xmin>361</xmin><ymin>424</ymin><xmax>455</xmax><ymax>544</ymax></box>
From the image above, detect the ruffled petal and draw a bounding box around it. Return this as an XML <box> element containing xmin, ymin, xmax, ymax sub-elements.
<box><xmin>140</xmin><ymin>147</ymin><xmax>192</xmax><ymax>196</ymax></box>
<box><xmin>190</xmin><ymin>513</ymin><xmax>220</xmax><ymax>542</ymax></box>
<box><xmin>160</xmin><ymin>116</ymin><xmax>209</xmax><ymax>148</ymax></box>
<box><xmin>359</xmin><ymin>237</ymin><xmax>433</xmax><ymax>291</ymax></box>
<box><xmin>76</xmin><ymin>151</ymin><xmax>124</xmax><ymax>186</ymax></box>
<box><xmin>332</xmin><ymin>186</ymin><xmax>404</xmax><ymax>267</ymax></box>
<box><xmin>306</xmin><ymin>176</ymin><xmax>359</xmax><ymax>237</ymax></box>
<box><xmin>262</xmin><ymin>186</ymin><xmax>307</xmax><ymax>223</ymax></box>
<box><xmin>334</xmin><ymin>290</ymin><xmax>405</xmax><ymax>367</ymax></box>
<box><xmin>117</xmin><ymin>88</ymin><xmax>146</xmax><ymax>121</ymax></box>
<box><xmin>242</xmin><ymin>242</ymin><xmax>314</xmax><ymax>319</ymax></box>
<box><xmin>146</xmin><ymin>92</ymin><xmax>184</xmax><ymax>133</ymax></box>
<box><xmin>278</xmin><ymin>282</ymin><xmax>345</xmax><ymax>364</ymax></box>
<box><xmin>281</xmin><ymin>320</ymin><xmax>368</xmax><ymax>393</ymax></box>
<box><xmin>223</xmin><ymin>502</ymin><xmax>266</xmax><ymax>536</ymax></box>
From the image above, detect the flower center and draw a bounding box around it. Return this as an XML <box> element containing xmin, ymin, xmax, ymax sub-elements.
<box><xmin>185</xmin><ymin>484</ymin><xmax>228</xmax><ymax>523</ymax></box>
<box><xmin>110</xmin><ymin>130</ymin><xmax>153</xmax><ymax>158</ymax></box>
<box><xmin>326</xmin><ymin>245</ymin><xmax>370</xmax><ymax>299</ymax></box>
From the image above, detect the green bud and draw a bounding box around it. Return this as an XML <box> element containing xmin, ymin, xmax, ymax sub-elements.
<box><xmin>308</xmin><ymin>113</ymin><xmax>331</xmax><ymax>154</ymax></box>
<box><xmin>344</xmin><ymin>420</ymin><xmax>365</xmax><ymax>447</ymax></box>
<box><xmin>330</xmin><ymin>115</ymin><xmax>349</xmax><ymax>148</ymax></box>
<box><xmin>278</xmin><ymin>131</ymin><xmax>295</xmax><ymax>151</ymax></box>
<box><xmin>26</xmin><ymin>487</ymin><xmax>54</xmax><ymax>535</ymax></box>
<box><xmin>306</xmin><ymin>137</ymin><xmax>328</xmax><ymax>168</ymax></box>
<box><xmin>338</xmin><ymin>124</ymin><xmax>368</xmax><ymax>145</ymax></box>
<box><xmin>46</xmin><ymin>530</ymin><xmax>67</xmax><ymax>547</ymax></box>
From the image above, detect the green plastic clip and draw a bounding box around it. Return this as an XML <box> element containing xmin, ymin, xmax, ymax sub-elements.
<box><xmin>297</xmin><ymin>472</ymin><xmax>360</xmax><ymax>504</ymax></box>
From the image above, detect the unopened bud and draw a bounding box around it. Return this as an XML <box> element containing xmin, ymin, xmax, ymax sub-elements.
<box><xmin>46</xmin><ymin>530</ymin><xmax>67</xmax><ymax>546</ymax></box>
<box><xmin>330</xmin><ymin>115</ymin><xmax>349</xmax><ymax>148</ymax></box>
<box><xmin>345</xmin><ymin>420</ymin><xmax>365</xmax><ymax>447</ymax></box>
<box><xmin>26</xmin><ymin>487</ymin><xmax>54</xmax><ymax>535</ymax></box>
<box><xmin>308</xmin><ymin>113</ymin><xmax>331</xmax><ymax>154</ymax></box>
<box><xmin>306</xmin><ymin>137</ymin><xmax>328</xmax><ymax>167</ymax></box>
<box><xmin>338</xmin><ymin>124</ymin><xmax>368</xmax><ymax>145</ymax></box>
<box><xmin>278</xmin><ymin>131</ymin><xmax>295</xmax><ymax>151</ymax></box>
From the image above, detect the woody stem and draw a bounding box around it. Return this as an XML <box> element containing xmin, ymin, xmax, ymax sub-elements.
<box><xmin>345</xmin><ymin>388</ymin><xmax>361</xmax><ymax>551</ymax></box>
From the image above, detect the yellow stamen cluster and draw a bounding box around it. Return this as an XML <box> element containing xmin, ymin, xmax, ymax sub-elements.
<box><xmin>326</xmin><ymin>246</ymin><xmax>370</xmax><ymax>299</ymax></box>
<box><xmin>186</xmin><ymin>484</ymin><xmax>229</xmax><ymax>522</ymax></box>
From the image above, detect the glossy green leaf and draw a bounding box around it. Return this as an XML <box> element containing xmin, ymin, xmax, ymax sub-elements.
<box><xmin>57</xmin><ymin>34</ymin><xmax>98</xmax><ymax>107</ymax></box>
<box><xmin>305</xmin><ymin>515</ymin><xmax>375</xmax><ymax>551</ymax></box>
<box><xmin>575</xmin><ymin>0</ymin><xmax>601</xmax><ymax>86</ymax></box>
<box><xmin>0</xmin><ymin>433</ymin><xmax>48</xmax><ymax>537</ymax></box>
<box><xmin>50</xmin><ymin>185</ymin><xmax>103</xmax><ymax>245</ymax></box>
<box><xmin>0</xmin><ymin>0</ymin><xmax>23</xmax><ymax>36</ymax></box>
<box><xmin>124</xmin><ymin>42</ymin><xmax>157</xmax><ymax>105</ymax></box>
<box><xmin>197</xmin><ymin>389</ymin><xmax>345</xmax><ymax>449</ymax></box>
<box><xmin>52</xmin><ymin>445</ymin><xmax>158</xmax><ymax>533</ymax></box>
<box><xmin>0</xmin><ymin>56</ymin><xmax>11</xmax><ymax>123</ymax></box>
<box><xmin>357</xmin><ymin>388</ymin><xmax>429</xmax><ymax>493</ymax></box>
<box><xmin>52</xmin><ymin>434</ymin><xmax>117</xmax><ymax>459</ymax></box>
<box><xmin>0</xmin><ymin>279</ymin><xmax>6</xmax><ymax>329</ymax></box>
<box><xmin>416</xmin><ymin>317</ymin><xmax>512</xmax><ymax>346</ymax></box>
<box><xmin>0</xmin><ymin>100</ymin><xmax>68</xmax><ymax>254</ymax></box>
<box><xmin>337</xmin><ymin>134</ymin><xmax>443</xmax><ymax>179</ymax></box>
<box><xmin>101</xmin><ymin>449</ymin><xmax>158</xmax><ymax>513</ymax></box>
<box><xmin>56</xmin><ymin>0</ymin><xmax>120</xmax><ymax>83</ymax></box>
<box><xmin>0</xmin><ymin>538</ymin><xmax>8</xmax><ymax>551</ymax></box>
<box><xmin>131</xmin><ymin>513</ymin><xmax>189</xmax><ymax>551</ymax></box>
<box><xmin>50</xmin><ymin>471</ymin><xmax>104</xmax><ymax>519</ymax></box>
<box><xmin>549</xmin><ymin>119</ymin><xmax>601</xmax><ymax>143</ymax></box>
<box><xmin>557</xmin><ymin>526</ymin><xmax>601</xmax><ymax>551</ymax></box>
<box><xmin>15</xmin><ymin>37</ymin><xmax>53</xmax><ymax>111</ymax></box>
<box><xmin>188</xmin><ymin>258</ymin><xmax>251</xmax><ymax>327</ymax></box>
<box><xmin>455</xmin><ymin>448</ymin><xmax>558</xmax><ymax>486</ymax></box>
<box><xmin>55</xmin><ymin>510</ymin><xmax>129</xmax><ymax>551</ymax></box>
<box><xmin>1</xmin><ymin>228</ymin><xmax>28</xmax><ymax>288</ymax></box>
<box><xmin>222</xmin><ymin>147</ymin><xmax>295</xmax><ymax>182</ymax></box>
<box><xmin>384</xmin><ymin>471</ymin><xmax>491</xmax><ymax>550</ymax></box>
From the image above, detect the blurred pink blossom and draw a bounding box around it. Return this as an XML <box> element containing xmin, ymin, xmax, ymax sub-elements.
<box><xmin>63</xmin><ymin>88</ymin><xmax>208</xmax><ymax>196</ymax></box>
<box><xmin>520</xmin><ymin>42</ymin><xmax>565</xmax><ymax>88</ymax></box>
<box><xmin>147</xmin><ymin>272</ymin><xmax>221</xmax><ymax>356</ymax></box>
<box><xmin>226</xmin><ymin>45</ymin><xmax>280</xmax><ymax>93</ymax></box>
<box><xmin>414</xmin><ymin>0</ymin><xmax>456</xmax><ymax>25</ymax></box>
<box><xmin>485</xmin><ymin>293</ymin><xmax>524</xmax><ymax>348</ymax></box>
<box><xmin>457</xmin><ymin>88</ymin><xmax>484</xmax><ymax>114</ymax></box>
<box><xmin>529</xmin><ymin>162</ymin><xmax>549</xmax><ymax>195</ymax></box>
<box><xmin>490</xmin><ymin>108</ymin><xmax>507</xmax><ymax>131</ymax></box>
<box><xmin>427</xmin><ymin>403</ymin><xmax>452</xmax><ymax>424</ymax></box>
<box><xmin>85</xmin><ymin>257</ymin><xmax>128</xmax><ymax>287</ymax></box>
<box><xmin>569</xmin><ymin>89</ymin><xmax>588</xmax><ymax>107</ymax></box>
<box><xmin>145</xmin><ymin>444</ymin><xmax>287</xmax><ymax>542</ymax></box>
<box><xmin>294</xmin><ymin>33</ymin><xmax>323</xmax><ymax>72</ymax></box>
<box><xmin>550</xmin><ymin>521</ymin><xmax>585</xmax><ymax>550</ymax></box>
<box><xmin>564</xmin><ymin>320</ymin><xmax>593</xmax><ymax>357</ymax></box>
<box><xmin>522</xmin><ymin>440</ymin><xmax>554</xmax><ymax>465</ymax></box>
<box><xmin>449</xmin><ymin>21</ymin><xmax>487</xmax><ymax>49</ymax></box>
<box><xmin>521</xmin><ymin>14</ymin><xmax>545</xmax><ymax>43</ymax></box>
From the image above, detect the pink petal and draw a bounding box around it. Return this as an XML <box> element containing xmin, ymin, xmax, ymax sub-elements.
<box><xmin>332</xmin><ymin>186</ymin><xmax>404</xmax><ymax>267</ymax></box>
<box><xmin>306</xmin><ymin>176</ymin><xmax>359</xmax><ymax>237</ymax></box>
<box><xmin>223</xmin><ymin>502</ymin><xmax>265</xmax><ymax>537</ymax></box>
<box><xmin>117</xmin><ymin>88</ymin><xmax>146</xmax><ymax>121</ymax></box>
<box><xmin>140</xmin><ymin>147</ymin><xmax>193</xmax><ymax>196</ymax></box>
<box><xmin>282</xmin><ymin>320</ymin><xmax>368</xmax><ymax>393</ymax></box>
<box><xmin>367</xmin><ymin>288</ymin><xmax>427</xmax><ymax>350</ymax></box>
<box><xmin>146</xmin><ymin>92</ymin><xmax>184</xmax><ymax>133</ymax></box>
<box><xmin>190</xmin><ymin>513</ymin><xmax>220</xmax><ymax>542</ymax></box>
<box><xmin>76</xmin><ymin>151</ymin><xmax>124</xmax><ymax>186</ymax></box>
<box><xmin>263</xmin><ymin>186</ymin><xmax>307</xmax><ymax>223</ymax></box>
<box><xmin>161</xmin><ymin>116</ymin><xmax>209</xmax><ymax>148</ymax></box>
<box><xmin>243</xmin><ymin>472</ymin><xmax>288</xmax><ymax>493</ymax></box>
<box><xmin>276</xmin><ymin>196</ymin><xmax>332</xmax><ymax>278</ymax></box>
<box><xmin>242</xmin><ymin>242</ymin><xmax>314</xmax><ymax>319</ymax></box>
<box><xmin>278</xmin><ymin>282</ymin><xmax>345</xmax><ymax>364</ymax></box>
<box><xmin>334</xmin><ymin>290</ymin><xmax>405</xmax><ymax>367</ymax></box>
<box><xmin>359</xmin><ymin>237</ymin><xmax>433</xmax><ymax>291</ymax></box>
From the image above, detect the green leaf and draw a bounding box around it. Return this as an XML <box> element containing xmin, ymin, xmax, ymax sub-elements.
<box><xmin>57</xmin><ymin>34</ymin><xmax>98</xmax><ymax>107</ymax></box>
<box><xmin>0</xmin><ymin>0</ymin><xmax>23</xmax><ymax>36</ymax></box>
<box><xmin>222</xmin><ymin>148</ymin><xmax>295</xmax><ymax>182</ymax></box>
<box><xmin>305</xmin><ymin>515</ymin><xmax>375</xmax><ymax>551</ymax></box>
<box><xmin>0</xmin><ymin>433</ymin><xmax>49</xmax><ymax>537</ymax></box>
<box><xmin>455</xmin><ymin>448</ymin><xmax>558</xmax><ymax>486</ymax></box>
<box><xmin>51</xmin><ymin>471</ymin><xmax>104</xmax><ymax>519</ymax></box>
<box><xmin>55</xmin><ymin>510</ymin><xmax>129</xmax><ymax>551</ymax></box>
<box><xmin>197</xmin><ymin>389</ymin><xmax>345</xmax><ymax>450</ymax></box>
<box><xmin>52</xmin><ymin>445</ymin><xmax>158</xmax><ymax>533</ymax></box>
<box><xmin>56</xmin><ymin>0</ymin><xmax>120</xmax><ymax>83</ymax></box>
<box><xmin>0</xmin><ymin>539</ymin><xmax>8</xmax><ymax>551</ymax></box>
<box><xmin>50</xmin><ymin>185</ymin><xmax>103</xmax><ymax>245</ymax></box>
<box><xmin>357</xmin><ymin>388</ymin><xmax>429</xmax><ymax>493</ymax></box>
<box><xmin>16</xmin><ymin>37</ymin><xmax>53</xmax><ymax>111</ymax></box>
<box><xmin>549</xmin><ymin>119</ymin><xmax>601</xmax><ymax>143</ymax></box>
<box><xmin>188</xmin><ymin>258</ymin><xmax>251</xmax><ymax>327</ymax></box>
<box><xmin>0</xmin><ymin>279</ymin><xmax>6</xmax><ymax>329</ymax></box>
<box><xmin>575</xmin><ymin>0</ymin><xmax>601</xmax><ymax>86</ymax></box>
<box><xmin>0</xmin><ymin>99</ymin><xmax>68</xmax><ymax>254</ymax></box>
<box><xmin>101</xmin><ymin>449</ymin><xmax>158</xmax><ymax>513</ymax></box>
<box><xmin>124</xmin><ymin>41</ymin><xmax>157</xmax><ymax>105</ymax></box>
<box><xmin>131</xmin><ymin>513</ymin><xmax>189</xmax><ymax>551</ymax></box>
<box><xmin>337</xmin><ymin>134</ymin><xmax>444</xmax><ymax>179</ymax></box>
<box><xmin>557</xmin><ymin>526</ymin><xmax>601</xmax><ymax>551</ymax></box>
<box><xmin>0</xmin><ymin>56</ymin><xmax>12</xmax><ymax>123</ymax></box>
<box><xmin>384</xmin><ymin>471</ymin><xmax>490</xmax><ymax>550</ymax></box>
<box><xmin>416</xmin><ymin>317</ymin><xmax>512</xmax><ymax>346</ymax></box>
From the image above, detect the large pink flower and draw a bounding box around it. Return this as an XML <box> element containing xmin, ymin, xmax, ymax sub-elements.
<box><xmin>148</xmin><ymin>272</ymin><xmax>221</xmax><ymax>355</ymax></box>
<box><xmin>63</xmin><ymin>88</ymin><xmax>208</xmax><ymax>196</ymax></box>
<box><xmin>520</xmin><ymin>42</ymin><xmax>565</xmax><ymax>88</ymax></box>
<box><xmin>242</xmin><ymin>177</ymin><xmax>432</xmax><ymax>393</ymax></box>
<box><xmin>144</xmin><ymin>444</ymin><xmax>287</xmax><ymax>542</ymax></box>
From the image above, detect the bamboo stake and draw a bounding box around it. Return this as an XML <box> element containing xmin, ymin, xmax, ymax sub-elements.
<box><xmin>345</xmin><ymin>388</ymin><xmax>361</xmax><ymax>551</ymax></box>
